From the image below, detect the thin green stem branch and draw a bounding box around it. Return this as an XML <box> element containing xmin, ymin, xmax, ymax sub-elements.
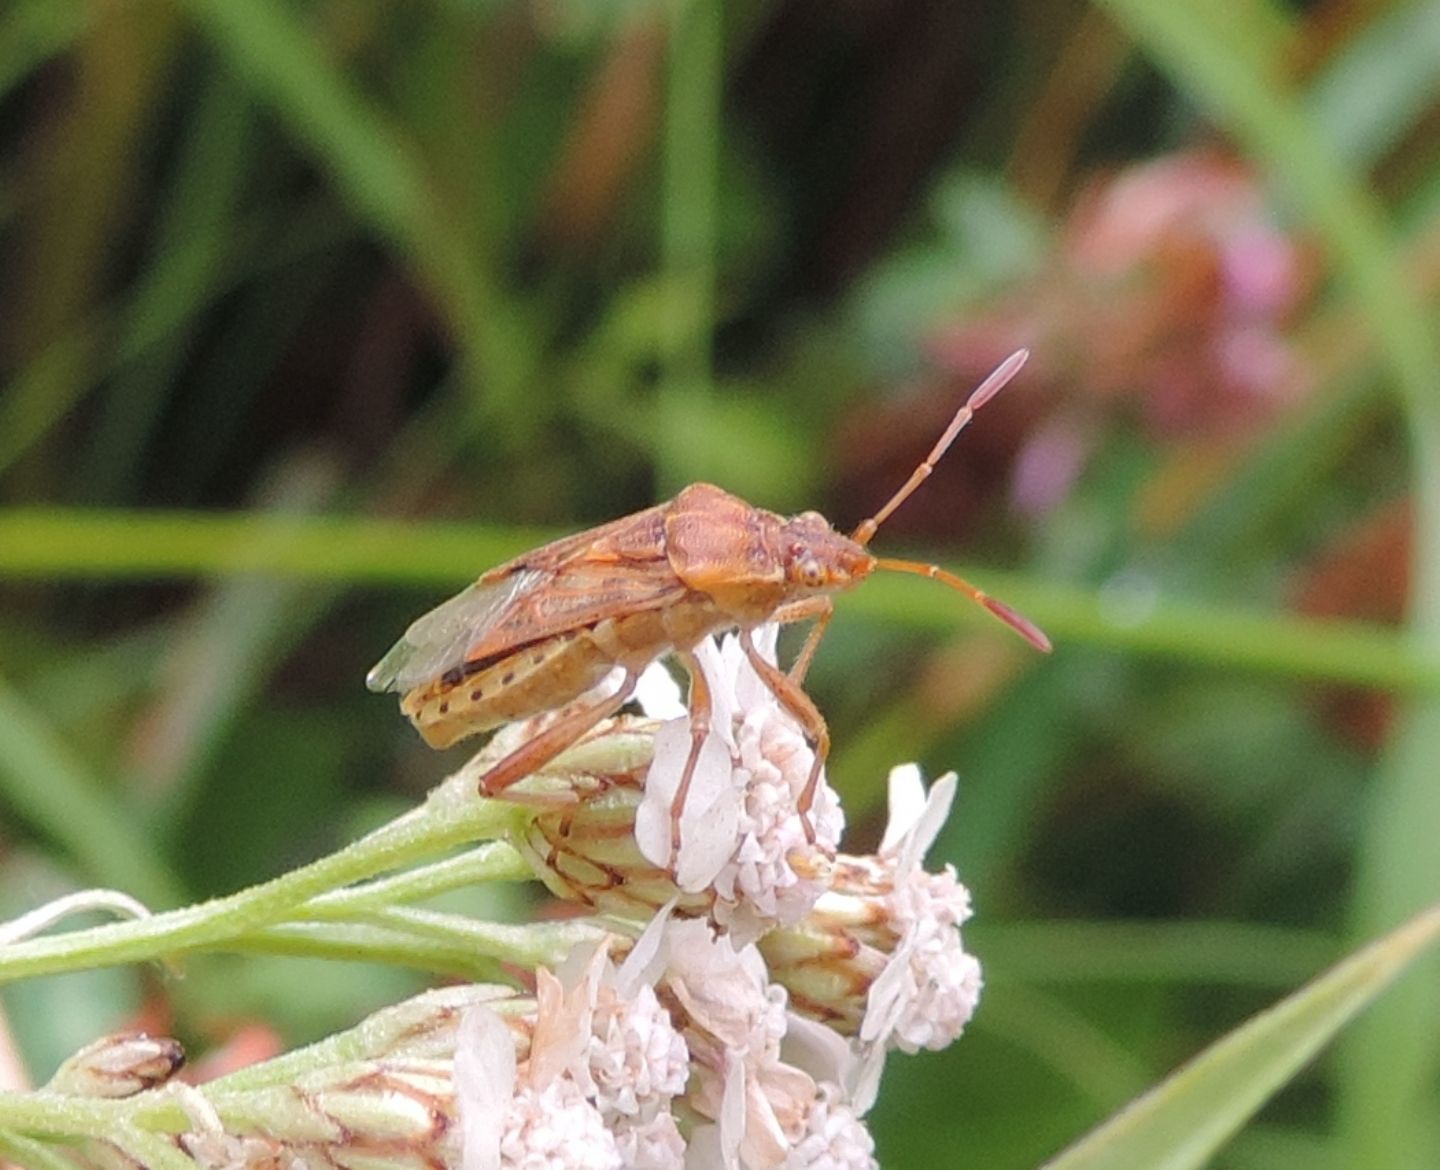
<box><xmin>300</xmin><ymin>843</ymin><xmax>532</xmax><ymax>914</ymax></box>
<box><xmin>0</xmin><ymin>791</ymin><xmax>526</xmax><ymax>985</ymax></box>
<box><xmin>224</xmin><ymin>921</ymin><xmax>509</xmax><ymax>980</ymax></box>
<box><xmin>347</xmin><ymin>906</ymin><xmax>600</xmax><ymax>970</ymax></box>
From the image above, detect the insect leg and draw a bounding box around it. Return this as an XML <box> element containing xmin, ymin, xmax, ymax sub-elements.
<box><xmin>738</xmin><ymin>627</ymin><xmax>830</xmax><ymax>846</ymax></box>
<box><xmin>771</xmin><ymin>596</ymin><xmax>835</xmax><ymax>684</ymax></box>
<box><xmin>477</xmin><ymin>670</ymin><xmax>639</xmax><ymax>801</ymax></box>
<box><xmin>666</xmin><ymin>649</ymin><xmax>714</xmax><ymax>864</ymax></box>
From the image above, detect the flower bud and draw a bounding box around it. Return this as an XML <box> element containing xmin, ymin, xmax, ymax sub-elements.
<box><xmin>761</xmin><ymin>768</ymin><xmax>982</xmax><ymax>1055</ymax></box>
<box><xmin>46</xmin><ymin>1032</ymin><xmax>185</xmax><ymax>1098</ymax></box>
<box><xmin>188</xmin><ymin>1060</ymin><xmax>460</xmax><ymax>1170</ymax></box>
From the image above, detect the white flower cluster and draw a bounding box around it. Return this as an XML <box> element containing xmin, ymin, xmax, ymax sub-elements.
<box><xmin>458</xmin><ymin>627</ymin><xmax>984</xmax><ymax>1170</ymax></box>
<box><xmin>455</xmin><ymin>912</ymin><xmax>882</xmax><ymax>1170</ymax></box>
<box><xmin>635</xmin><ymin>627</ymin><xmax>844</xmax><ymax>945</ymax></box>
<box><xmin>458</xmin><ymin>938</ymin><xmax>690</xmax><ymax>1170</ymax></box>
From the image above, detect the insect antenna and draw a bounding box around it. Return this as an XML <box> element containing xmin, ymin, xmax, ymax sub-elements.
<box><xmin>853</xmin><ymin>349</ymin><xmax>1051</xmax><ymax>653</ymax></box>
<box><xmin>873</xmin><ymin>557</ymin><xmax>1052</xmax><ymax>652</ymax></box>
<box><xmin>851</xmin><ymin>348</ymin><xmax>1029</xmax><ymax>547</ymax></box>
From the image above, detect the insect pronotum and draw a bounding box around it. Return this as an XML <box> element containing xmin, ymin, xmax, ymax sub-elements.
<box><xmin>368</xmin><ymin>349</ymin><xmax>1049</xmax><ymax>849</ymax></box>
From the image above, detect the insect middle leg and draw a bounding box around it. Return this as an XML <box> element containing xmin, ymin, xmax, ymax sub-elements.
<box><xmin>665</xmin><ymin>649</ymin><xmax>713</xmax><ymax>865</ymax></box>
<box><xmin>477</xmin><ymin>669</ymin><xmax>639</xmax><ymax>801</ymax></box>
<box><xmin>738</xmin><ymin>627</ymin><xmax>830</xmax><ymax>845</ymax></box>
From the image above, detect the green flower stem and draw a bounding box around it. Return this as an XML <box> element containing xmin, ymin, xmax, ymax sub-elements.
<box><xmin>0</xmin><ymin>1129</ymin><xmax>82</xmax><ymax>1170</ymax></box>
<box><xmin>345</xmin><ymin>906</ymin><xmax>600</xmax><ymax>971</ymax></box>
<box><xmin>207</xmin><ymin>991</ymin><xmax>531</xmax><ymax>1096</ymax></box>
<box><xmin>300</xmin><ymin>842</ymin><xmax>532</xmax><ymax>914</ymax></box>
<box><xmin>224</xmin><ymin>921</ymin><xmax>509</xmax><ymax>981</ymax></box>
<box><xmin>0</xmin><ymin>787</ymin><xmax>529</xmax><ymax>986</ymax></box>
<box><xmin>0</xmin><ymin>1093</ymin><xmax>187</xmax><ymax>1150</ymax></box>
<box><xmin>113</xmin><ymin>1126</ymin><xmax>201</xmax><ymax>1170</ymax></box>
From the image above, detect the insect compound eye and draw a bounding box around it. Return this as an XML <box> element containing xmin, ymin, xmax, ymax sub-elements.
<box><xmin>796</xmin><ymin>556</ymin><xmax>826</xmax><ymax>589</ymax></box>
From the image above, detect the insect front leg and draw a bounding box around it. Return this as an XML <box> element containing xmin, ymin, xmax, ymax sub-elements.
<box><xmin>665</xmin><ymin>649</ymin><xmax>714</xmax><ymax>866</ymax></box>
<box><xmin>477</xmin><ymin>670</ymin><xmax>639</xmax><ymax>802</ymax></box>
<box><xmin>772</xmin><ymin>595</ymin><xmax>835</xmax><ymax>685</ymax></box>
<box><xmin>738</xmin><ymin>627</ymin><xmax>831</xmax><ymax>846</ymax></box>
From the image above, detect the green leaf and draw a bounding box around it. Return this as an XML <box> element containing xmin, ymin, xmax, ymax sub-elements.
<box><xmin>1040</xmin><ymin>903</ymin><xmax>1440</xmax><ymax>1170</ymax></box>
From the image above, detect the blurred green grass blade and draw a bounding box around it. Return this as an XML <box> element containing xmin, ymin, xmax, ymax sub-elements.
<box><xmin>1306</xmin><ymin>0</ymin><xmax>1440</xmax><ymax>173</ymax></box>
<box><xmin>176</xmin><ymin>0</ymin><xmax>534</xmax><ymax>425</ymax></box>
<box><xmin>657</xmin><ymin>0</ymin><xmax>721</xmax><ymax>493</ymax></box>
<box><xmin>1</xmin><ymin>508</ymin><xmax>1438</xmax><ymax>694</ymax></box>
<box><xmin>0</xmin><ymin>0</ymin><xmax>93</xmax><ymax>100</ymax></box>
<box><xmin>977</xmin><ymin>920</ymin><xmax>1336</xmax><ymax>989</ymax></box>
<box><xmin>0</xmin><ymin>680</ymin><xmax>182</xmax><ymax>908</ymax></box>
<box><xmin>132</xmin><ymin>456</ymin><xmax>343</xmax><ymax>816</ymax></box>
<box><xmin>0</xmin><ymin>322</ymin><xmax>107</xmax><ymax>478</ymax></box>
<box><xmin>1040</xmin><ymin>903</ymin><xmax>1440</xmax><ymax>1170</ymax></box>
<box><xmin>1336</xmin><ymin>702</ymin><xmax>1440</xmax><ymax>1170</ymax></box>
<box><xmin>981</xmin><ymin>982</ymin><xmax>1152</xmax><ymax>1109</ymax></box>
<box><xmin>90</xmin><ymin>72</ymin><xmax>254</xmax><ymax>500</ymax></box>
<box><xmin>0</xmin><ymin>198</ymin><xmax>353</xmax><ymax>481</ymax></box>
<box><xmin>0</xmin><ymin>508</ymin><xmax>547</xmax><ymax>586</ymax></box>
<box><xmin>846</xmin><ymin>572</ymin><xmax>1440</xmax><ymax>694</ymax></box>
<box><xmin>6</xmin><ymin>8</ymin><xmax>180</xmax><ymax>450</ymax></box>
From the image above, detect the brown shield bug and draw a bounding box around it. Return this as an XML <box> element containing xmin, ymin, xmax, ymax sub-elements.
<box><xmin>368</xmin><ymin>349</ymin><xmax>1048</xmax><ymax>843</ymax></box>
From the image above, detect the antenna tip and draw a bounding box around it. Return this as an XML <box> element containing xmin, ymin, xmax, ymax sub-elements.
<box><xmin>968</xmin><ymin>349</ymin><xmax>1031</xmax><ymax>412</ymax></box>
<box><xmin>982</xmin><ymin>596</ymin><xmax>1053</xmax><ymax>654</ymax></box>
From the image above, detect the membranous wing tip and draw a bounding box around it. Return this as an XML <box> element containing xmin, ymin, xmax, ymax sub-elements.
<box><xmin>365</xmin><ymin>568</ymin><xmax>548</xmax><ymax>694</ymax></box>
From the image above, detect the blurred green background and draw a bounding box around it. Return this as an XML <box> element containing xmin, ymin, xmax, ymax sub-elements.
<box><xmin>2</xmin><ymin>1</ymin><xmax>1439</xmax><ymax>1167</ymax></box>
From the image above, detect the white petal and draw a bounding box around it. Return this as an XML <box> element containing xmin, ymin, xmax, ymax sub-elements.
<box><xmin>683</xmin><ymin>1124</ymin><xmax>727</xmax><ymax>1170</ymax></box>
<box><xmin>896</xmin><ymin>771</ymin><xmax>957</xmax><ymax>876</ymax></box>
<box><xmin>848</xmin><ymin>1045</ymin><xmax>887</xmax><ymax>1118</ymax></box>
<box><xmin>719</xmin><ymin>1055</ymin><xmax>747</xmax><ymax>1168</ymax></box>
<box><xmin>636</xmin><ymin>720</ymin><xmax>692</xmax><ymax>867</ymax></box>
<box><xmin>781</xmin><ymin>1012</ymin><xmax>856</xmax><ymax>1089</ymax></box>
<box><xmin>636</xmin><ymin>662</ymin><xmax>687</xmax><ymax>720</ymax></box>
<box><xmin>617</xmin><ymin>900</ymin><xmax>675</xmax><ymax>993</ymax></box>
<box><xmin>454</xmin><ymin>1008</ymin><xmax>517</xmax><ymax>1170</ymax></box>
<box><xmin>674</xmin><ymin>733</ymin><xmax>743</xmax><ymax>891</ymax></box>
<box><xmin>878</xmin><ymin>764</ymin><xmax>925</xmax><ymax>855</ymax></box>
<box><xmin>858</xmin><ymin>936</ymin><xmax>915</xmax><ymax>1046</ymax></box>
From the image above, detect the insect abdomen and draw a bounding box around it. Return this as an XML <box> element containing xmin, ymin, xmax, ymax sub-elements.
<box><xmin>399</xmin><ymin>594</ymin><xmax>733</xmax><ymax>750</ymax></box>
<box><xmin>401</xmin><ymin>630</ymin><xmax>614</xmax><ymax>749</ymax></box>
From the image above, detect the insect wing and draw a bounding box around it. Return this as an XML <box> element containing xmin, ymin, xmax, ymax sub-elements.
<box><xmin>365</xmin><ymin>568</ymin><xmax>549</xmax><ymax>694</ymax></box>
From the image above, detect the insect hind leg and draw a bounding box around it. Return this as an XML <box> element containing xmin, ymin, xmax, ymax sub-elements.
<box><xmin>477</xmin><ymin>670</ymin><xmax>639</xmax><ymax>802</ymax></box>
